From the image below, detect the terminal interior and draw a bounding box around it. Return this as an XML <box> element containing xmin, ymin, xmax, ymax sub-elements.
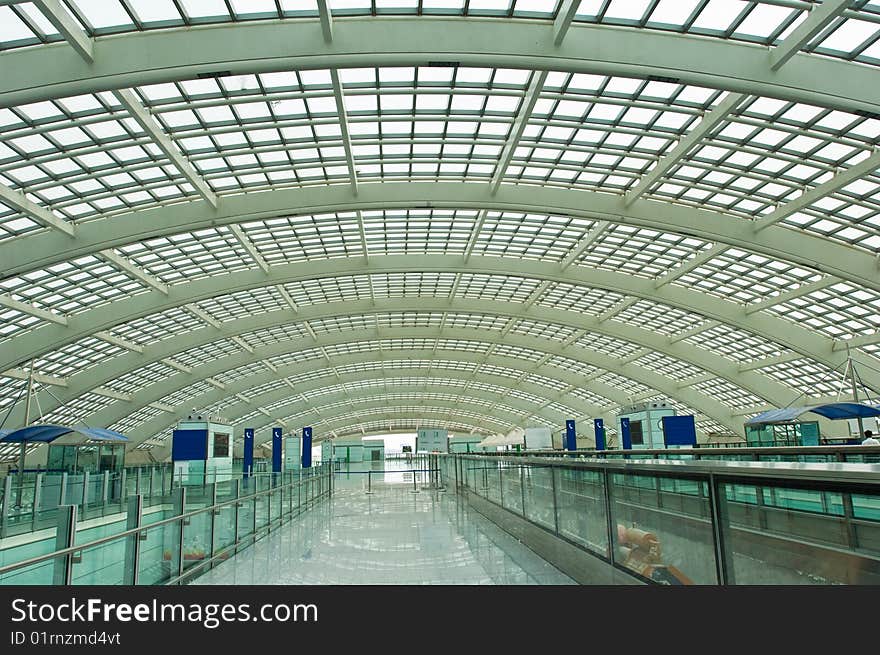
<box><xmin>0</xmin><ymin>1</ymin><xmax>880</xmax><ymax>586</ymax></box>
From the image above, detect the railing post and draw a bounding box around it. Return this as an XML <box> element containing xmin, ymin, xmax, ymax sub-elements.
<box><xmin>550</xmin><ymin>467</ymin><xmax>559</xmax><ymax>536</ymax></box>
<box><xmin>135</xmin><ymin>468</ymin><xmax>142</xmax><ymax>496</ymax></box>
<box><xmin>520</xmin><ymin>465</ymin><xmax>526</xmax><ymax>516</ymax></box>
<box><xmin>233</xmin><ymin>479</ymin><xmax>241</xmax><ymax>549</ymax></box>
<box><xmin>366</xmin><ymin>470</ymin><xmax>373</xmax><ymax>495</ymax></box>
<box><xmin>209</xmin><ymin>482</ymin><xmax>218</xmax><ymax>561</ymax></box>
<box><xmin>602</xmin><ymin>468</ymin><xmax>615</xmax><ymax>563</ymax></box>
<box><xmin>59</xmin><ymin>472</ymin><xmax>67</xmax><ymax>506</ymax></box>
<box><xmin>707</xmin><ymin>474</ymin><xmax>735</xmax><ymax>585</ymax></box>
<box><xmin>101</xmin><ymin>471</ymin><xmax>110</xmax><ymax>507</ymax></box>
<box><xmin>52</xmin><ymin>505</ymin><xmax>77</xmax><ymax>585</ymax></box>
<box><xmin>1</xmin><ymin>475</ymin><xmax>12</xmax><ymax>538</ymax></box>
<box><xmin>161</xmin><ymin>466</ymin><xmax>167</xmax><ymax>496</ymax></box>
<box><xmin>31</xmin><ymin>472</ymin><xmax>43</xmax><ymax>531</ymax></box>
<box><xmin>122</xmin><ymin>494</ymin><xmax>143</xmax><ymax>585</ymax></box>
<box><xmin>82</xmin><ymin>471</ymin><xmax>90</xmax><ymax>519</ymax></box>
<box><xmin>120</xmin><ymin>469</ymin><xmax>127</xmax><ymax>504</ymax></box>
<box><xmin>171</xmin><ymin>486</ymin><xmax>186</xmax><ymax>583</ymax></box>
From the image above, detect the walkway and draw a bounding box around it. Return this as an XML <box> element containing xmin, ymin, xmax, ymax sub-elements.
<box><xmin>192</xmin><ymin>461</ymin><xmax>573</xmax><ymax>585</ymax></box>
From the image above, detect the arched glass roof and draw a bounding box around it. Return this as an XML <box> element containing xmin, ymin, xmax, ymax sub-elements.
<box><xmin>1</xmin><ymin>1</ymin><xmax>879</xmax><ymax>456</ymax></box>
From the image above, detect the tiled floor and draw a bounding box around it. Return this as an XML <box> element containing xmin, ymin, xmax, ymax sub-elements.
<box><xmin>192</xmin><ymin>462</ymin><xmax>574</xmax><ymax>585</ymax></box>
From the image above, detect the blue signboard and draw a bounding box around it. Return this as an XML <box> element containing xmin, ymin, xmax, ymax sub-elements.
<box><xmin>594</xmin><ymin>418</ymin><xmax>606</xmax><ymax>451</ymax></box>
<box><xmin>662</xmin><ymin>415</ymin><xmax>697</xmax><ymax>447</ymax></box>
<box><xmin>564</xmin><ymin>420</ymin><xmax>577</xmax><ymax>451</ymax></box>
<box><xmin>620</xmin><ymin>418</ymin><xmax>632</xmax><ymax>450</ymax></box>
<box><xmin>243</xmin><ymin>428</ymin><xmax>254</xmax><ymax>477</ymax></box>
<box><xmin>272</xmin><ymin>427</ymin><xmax>282</xmax><ymax>473</ymax></box>
<box><xmin>302</xmin><ymin>426</ymin><xmax>312</xmax><ymax>468</ymax></box>
<box><xmin>171</xmin><ymin>429</ymin><xmax>208</xmax><ymax>461</ymax></box>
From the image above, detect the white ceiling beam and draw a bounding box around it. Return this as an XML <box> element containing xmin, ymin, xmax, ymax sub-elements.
<box><xmin>2</xmin><ymin>367</ymin><xmax>67</xmax><ymax>387</ymax></box>
<box><xmin>99</xmin><ymin>249</ymin><xmax>168</xmax><ymax>294</ymax></box>
<box><xmin>626</xmin><ymin>93</ymin><xmax>747</xmax><ymax>205</ymax></box>
<box><xmin>491</xmin><ymin>70</ymin><xmax>548</xmax><ymax>193</ymax></box>
<box><xmin>754</xmin><ymin>149</ymin><xmax>880</xmax><ymax>232</ymax></box>
<box><xmin>654</xmin><ymin>244</ymin><xmax>726</xmax><ymax>289</ymax></box>
<box><xmin>553</xmin><ymin>0</ymin><xmax>580</xmax><ymax>46</ymax></box>
<box><xmin>356</xmin><ymin>210</ymin><xmax>369</xmax><ymax>258</ymax></box>
<box><xmin>316</xmin><ymin>0</ymin><xmax>333</xmax><ymax>42</ymax></box>
<box><xmin>276</xmin><ymin>285</ymin><xmax>300</xmax><ymax>312</ymax></box>
<box><xmin>304</xmin><ymin>322</ymin><xmax>319</xmax><ymax>341</ymax></box>
<box><xmin>206</xmin><ymin>378</ymin><xmax>226</xmax><ymax>390</ymax></box>
<box><xmin>0</xmin><ymin>294</ymin><xmax>67</xmax><ymax>325</ymax></box>
<box><xmin>668</xmin><ymin>320</ymin><xmax>721</xmax><ymax>345</ymax></box>
<box><xmin>185</xmin><ymin>304</ymin><xmax>221</xmax><ymax>329</ymax></box>
<box><xmin>330</xmin><ymin>69</ymin><xmax>358</xmax><ymax>195</ymax></box>
<box><xmin>31</xmin><ymin>0</ymin><xmax>93</xmax><ymax>63</ymax></box>
<box><xmin>231</xmin><ymin>336</ymin><xmax>255</xmax><ymax>354</ymax></box>
<box><xmin>93</xmin><ymin>386</ymin><xmax>132</xmax><ymax>402</ymax></box>
<box><xmin>744</xmin><ymin>277</ymin><xmax>839</xmax><ymax>315</ymax></box>
<box><xmin>113</xmin><ymin>89</ymin><xmax>218</xmax><ymax>207</ymax></box>
<box><xmin>832</xmin><ymin>333</ymin><xmax>880</xmax><ymax>352</ymax></box>
<box><xmin>738</xmin><ymin>352</ymin><xmax>801</xmax><ymax>373</ymax></box>
<box><xmin>148</xmin><ymin>401</ymin><xmax>175</xmax><ymax>413</ymax></box>
<box><xmin>0</xmin><ymin>183</ymin><xmax>75</xmax><ymax>237</ymax></box>
<box><xmin>228</xmin><ymin>225</ymin><xmax>269</xmax><ymax>274</ymax></box>
<box><xmin>263</xmin><ymin>360</ymin><xmax>278</xmax><ymax>373</ymax></box>
<box><xmin>161</xmin><ymin>358</ymin><xmax>192</xmax><ymax>374</ymax></box>
<box><xmin>560</xmin><ymin>220</ymin><xmax>610</xmax><ymax>270</ymax></box>
<box><xmin>770</xmin><ymin>0</ymin><xmax>851</xmax><ymax>71</ymax></box>
<box><xmin>94</xmin><ymin>330</ymin><xmax>144</xmax><ymax>354</ymax></box>
<box><xmin>235</xmin><ymin>393</ymin><xmax>251</xmax><ymax>404</ymax></box>
<box><xmin>618</xmin><ymin>347</ymin><xmax>650</xmax><ymax>367</ymax></box>
<box><xmin>463</xmin><ymin>210</ymin><xmax>489</xmax><ymax>263</ymax></box>
<box><xmin>677</xmin><ymin>373</ymin><xmax>716</xmax><ymax>389</ymax></box>
<box><xmin>597</xmin><ymin>297</ymin><xmax>638</xmax><ymax>323</ymax></box>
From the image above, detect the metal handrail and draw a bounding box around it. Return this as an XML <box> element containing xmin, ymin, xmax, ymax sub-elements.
<box><xmin>0</xmin><ymin>465</ymin><xmax>331</xmax><ymax>578</ymax></box>
<box><xmin>449</xmin><ymin>453</ymin><xmax>880</xmax><ymax>486</ymax></box>
<box><xmin>471</xmin><ymin>444</ymin><xmax>880</xmax><ymax>458</ymax></box>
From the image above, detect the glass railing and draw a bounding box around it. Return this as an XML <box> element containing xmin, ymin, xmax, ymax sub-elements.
<box><xmin>443</xmin><ymin>454</ymin><xmax>880</xmax><ymax>585</ymax></box>
<box><xmin>472</xmin><ymin>444</ymin><xmax>880</xmax><ymax>465</ymax></box>
<box><xmin>0</xmin><ymin>463</ymin><xmax>332</xmax><ymax>585</ymax></box>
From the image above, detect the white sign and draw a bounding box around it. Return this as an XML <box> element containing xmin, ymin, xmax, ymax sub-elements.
<box><xmin>524</xmin><ymin>427</ymin><xmax>552</xmax><ymax>450</ymax></box>
<box><xmin>284</xmin><ymin>436</ymin><xmax>301</xmax><ymax>471</ymax></box>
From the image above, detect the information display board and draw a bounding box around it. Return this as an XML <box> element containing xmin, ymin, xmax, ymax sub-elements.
<box><xmin>284</xmin><ymin>435</ymin><xmax>301</xmax><ymax>471</ymax></box>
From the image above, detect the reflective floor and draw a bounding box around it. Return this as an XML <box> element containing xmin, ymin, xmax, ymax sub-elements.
<box><xmin>192</xmin><ymin>461</ymin><xmax>574</xmax><ymax>585</ymax></box>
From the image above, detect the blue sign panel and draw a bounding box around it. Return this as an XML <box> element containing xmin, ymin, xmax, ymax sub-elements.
<box><xmin>594</xmin><ymin>418</ymin><xmax>606</xmax><ymax>451</ymax></box>
<box><xmin>564</xmin><ymin>419</ymin><xmax>577</xmax><ymax>451</ymax></box>
<box><xmin>302</xmin><ymin>426</ymin><xmax>313</xmax><ymax>468</ymax></box>
<box><xmin>272</xmin><ymin>427</ymin><xmax>282</xmax><ymax>473</ymax></box>
<box><xmin>171</xmin><ymin>429</ymin><xmax>208</xmax><ymax>461</ymax></box>
<box><xmin>243</xmin><ymin>428</ymin><xmax>254</xmax><ymax>477</ymax></box>
<box><xmin>620</xmin><ymin>418</ymin><xmax>632</xmax><ymax>450</ymax></box>
<box><xmin>662</xmin><ymin>415</ymin><xmax>697</xmax><ymax>447</ymax></box>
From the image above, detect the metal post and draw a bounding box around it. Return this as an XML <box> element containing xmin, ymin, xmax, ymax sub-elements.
<box><xmin>122</xmin><ymin>494</ymin><xmax>143</xmax><ymax>585</ymax></box>
<box><xmin>1</xmin><ymin>475</ymin><xmax>12</xmax><ymax>538</ymax></box>
<box><xmin>120</xmin><ymin>469</ymin><xmax>127</xmax><ymax>504</ymax></box>
<box><xmin>411</xmin><ymin>468</ymin><xmax>419</xmax><ymax>494</ymax></box>
<box><xmin>82</xmin><ymin>471</ymin><xmax>90</xmax><ymax>518</ymax></box>
<box><xmin>16</xmin><ymin>360</ymin><xmax>36</xmax><ymax>508</ymax></box>
<box><xmin>31</xmin><ymin>472</ymin><xmax>43</xmax><ymax>531</ymax></box>
<box><xmin>59</xmin><ymin>472</ymin><xmax>67</xmax><ymax>506</ymax></box>
<box><xmin>550</xmin><ymin>467</ymin><xmax>559</xmax><ymax>535</ymax></box>
<box><xmin>52</xmin><ymin>505</ymin><xmax>77</xmax><ymax>585</ymax></box>
<box><xmin>602</xmin><ymin>468</ymin><xmax>616</xmax><ymax>562</ymax></box>
<box><xmin>101</xmin><ymin>471</ymin><xmax>109</xmax><ymax>506</ymax></box>
<box><xmin>366</xmin><ymin>470</ymin><xmax>373</xmax><ymax>494</ymax></box>
<box><xmin>233</xmin><ymin>479</ymin><xmax>241</xmax><ymax>548</ymax></box>
<box><xmin>209</xmin><ymin>483</ymin><xmax>218</xmax><ymax>561</ymax></box>
<box><xmin>520</xmin><ymin>465</ymin><xmax>526</xmax><ymax>516</ymax></box>
<box><xmin>707</xmin><ymin>474</ymin><xmax>735</xmax><ymax>585</ymax></box>
<box><xmin>135</xmin><ymin>468</ymin><xmax>142</xmax><ymax>496</ymax></box>
<box><xmin>171</xmin><ymin>486</ymin><xmax>186</xmax><ymax>582</ymax></box>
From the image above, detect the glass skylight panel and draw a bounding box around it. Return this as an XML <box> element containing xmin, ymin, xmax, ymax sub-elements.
<box><xmin>454</xmin><ymin>274</ymin><xmax>539</xmax><ymax>303</ymax></box>
<box><xmin>467</xmin><ymin>211</ymin><xmax>592</xmax><ymax>262</ymax></box>
<box><xmin>36</xmin><ymin>336</ymin><xmax>124</xmax><ymax>378</ymax></box>
<box><xmin>41</xmin><ymin>392</ymin><xmax>115</xmax><ymax>426</ymax></box>
<box><xmin>545</xmin><ymin>355</ymin><xmax>600</xmax><ymax>379</ymax></box>
<box><xmin>597</xmin><ymin>371</ymin><xmax>651</xmax><ymax>395</ymax></box>
<box><xmin>102</xmin><ymin>361</ymin><xmax>179</xmax><ymax>396</ymax></box>
<box><xmin>633</xmin><ymin>351</ymin><xmax>705</xmax><ymax>381</ymax></box>
<box><xmin>687</xmin><ymin>324</ymin><xmax>790</xmax><ymax>364</ymax></box>
<box><xmin>197</xmin><ymin>287</ymin><xmax>286</xmax><ymax>323</ymax></box>
<box><xmin>362</xmin><ymin>210</ymin><xmax>477</xmax><ymax>255</ymax></box>
<box><xmin>575</xmin><ymin>333</ymin><xmax>641</xmax><ymax>359</ymax></box>
<box><xmin>175</xmin><ymin>339</ymin><xmax>243</xmax><ymax>369</ymax></box>
<box><xmin>615</xmin><ymin>300</ymin><xmax>705</xmax><ymax>337</ymax></box>
<box><xmin>444</xmin><ymin>314</ymin><xmax>509</xmax><ymax>331</ymax></box>
<box><xmin>767</xmin><ymin>282</ymin><xmax>880</xmax><ymax>340</ymax></box>
<box><xmin>511</xmin><ymin>319</ymin><xmax>578</xmax><ymax>343</ymax></box>
<box><xmin>111</xmin><ymin>306</ymin><xmax>203</xmax><ymax>345</ymax></box>
<box><xmin>759</xmin><ymin>358</ymin><xmax>849</xmax><ymax>398</ymax></box>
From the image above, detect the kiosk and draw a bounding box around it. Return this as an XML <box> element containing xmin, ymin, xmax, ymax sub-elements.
<box><xmin>171</xmin><ymin>413</ymin><xmax>233</xmax><ymax>485</ymax></box>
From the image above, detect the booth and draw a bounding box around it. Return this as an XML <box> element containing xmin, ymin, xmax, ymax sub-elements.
<box><xmin>362</xmin><ymin>438</ymin><xmax>385</xmax><ymax>462</ymax></box>
<box><xmin>745</xmin><ymin>402</ymin><xmax>880</xmax><ymax>446</ymax></box>
<box><xmin>618</xmin><ymin>402</ymin><xmax>676</xmax><ymax>450</ymax></box>
<box><xmin>171</xmin><ymin>414</ymin><xmax>233</xmax><ymax>485</ymax></box>
<box><xmin>416</xmin><ymin>428</ymin><xmax>447</xmax><ymax>453</ymax></box>
<box><xmin>333</xmin><ymin>439</ymin><xmax>364</xmax><ymax>463</ymax></box>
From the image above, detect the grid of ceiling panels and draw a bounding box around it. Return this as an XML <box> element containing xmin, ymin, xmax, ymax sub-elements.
<box><xmin>504</xmin><ymin>72</ymin><xmax>721</xmax><ymax>192</ymax></box>
<box><xmin>757</xmin><ymin>357</ymin><xmax>849</xmax><ymax>397</ymax></box>
<box><xmin>8</xmin><ymin>2</ymin><xmax>878</xmax><ymax>70</ymax></box>
<box><xmin>0</xmin><ymin>91</ymin><xmax>192</xmax><ymax>234</ymax></box>
<box><xmin>614</xmin><ymin>300</ymin><xmax>706</xmax><ymax>337</ymax></box>
<box><xmin>766</xmin><ymin>281</ymin><xmax>880</xmax><ymax>339</ymax></box>
<box><xmin>673</xmin><ymin>247</ymin><xmax>825</xmax><ymax>305</ymax></box>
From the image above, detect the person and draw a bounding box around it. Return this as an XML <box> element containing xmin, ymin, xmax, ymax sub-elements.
<box><xmin>862</xmin><ymin>429</ymin><xmax>880</xmax><ymax>445</ymax></box>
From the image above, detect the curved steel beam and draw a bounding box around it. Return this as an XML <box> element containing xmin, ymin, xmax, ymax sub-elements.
<box><xmin>7</xmin><ymin>297</ymin><xmax>790</xmax><ymax>433</ymax></box>
<box><xmin>4</xmin><ymin>256</ymin><xmax>876</xmax><ymax>398</ymax></box>
<box><xmin>2</xmin><ymin>19</ymin><xmax>877</xmax><ymax>114</ymax></box>
<box><xmin>118</xmin><ymin>358</ymin><xmax>629</xmax><ymax>447</ymax></box>
<box><xmin>84</xmin><ymin>326</ymin><xmax>742</xmax><ymax>439</ymax></box>
<box><xmin>3</xmin><ymin>184</ymin><xmax>877</xmax><ymax>295</ymax></box>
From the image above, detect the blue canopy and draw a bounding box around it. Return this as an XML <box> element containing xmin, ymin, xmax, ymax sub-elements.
<box><xmin>0</xmin><ymin>425</ymin><xmax>128</xmax><ymax>444</ymax></box>
<box><xmin>746</xmin><ymin>402</ymin><xmax>880</xmax><ymax>426</ymax></box>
